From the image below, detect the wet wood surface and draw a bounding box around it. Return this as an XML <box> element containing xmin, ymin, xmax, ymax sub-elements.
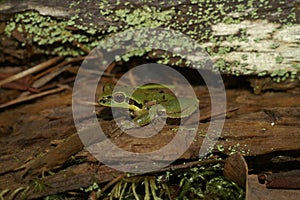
<box><xmin>0</xmin><ymin>83</ymin><xmax>299</xmax><ymax>198</ymax></box>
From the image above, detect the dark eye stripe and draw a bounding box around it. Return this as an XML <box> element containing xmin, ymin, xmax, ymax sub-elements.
<box><xmin>129</xmin><ymin>99</ymin><xmax>143</xmax><ymax>109</ymax></box>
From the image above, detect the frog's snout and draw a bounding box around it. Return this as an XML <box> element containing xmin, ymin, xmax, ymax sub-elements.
<box><xmin>98</xmin><ymin>97</ymin><xmax>111</xmax><ymax>105</ymax></box>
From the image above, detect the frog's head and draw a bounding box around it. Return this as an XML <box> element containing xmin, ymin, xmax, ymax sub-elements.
<box><xmin>98</xmin><ymin>83</ymin><xmax>128</xmax><ymax>108</ymax></box>
<box><xmin>98</xmin><ymin>83</ymin><xmax>142</xmax><ymax>111</ymax></box>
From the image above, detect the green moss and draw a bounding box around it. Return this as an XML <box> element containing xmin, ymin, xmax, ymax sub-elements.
<box><xmin>292</xmin><ymin>64</ymin><xmax>300</xmax><ymax>70</ymax></box>
<box><xmin>269</xmin><ymin>69</ymin><xmax>300</xmax><ymax>82</ymax></box>
<box><xmin>214</xmin><ymin>59</ymin><xmax>227</xmax><ymax>71</ymax></box>
<box><xmin>217</xmin><ymin>47</ymin><xmax>232</xmax><ymax>55</ymax></box>
<box><xmin>114</xmin><ymin>5</ymin><xmax>174</xmax><ymax>28</ymax></box>
<box><xmin>4</xmin><ymin>11</ymin><xmax>106</xmax><ymax>56</ymax></box>
<box><xmin>269</xmin><ymin>43</ymin><xmax>280</xmax><ymax>49</ymax></box>
<box><xmin>241</xmin><ymin>54</ymin><xmax>248</xmax><ymax>61</ymax></box>
<box><xmin>3</xmin><ymin>0</ymin><xmax>298</xmax><ymax>78</ymax></box>
<box><xmin>96</xmin><ymin>164</ymin><xmax>244</xmax><ymax>199</ymax></box>
<box><xmin>275</xmin><ymin>55</ymin><xmax>284</xmax><ymax>64</ymax></box>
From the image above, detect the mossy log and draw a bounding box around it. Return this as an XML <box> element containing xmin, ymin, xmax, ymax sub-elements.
<box><xmin>0</xmin><ymin>0</ymin><xmax>299</xmax><ymax>79</ymax></box>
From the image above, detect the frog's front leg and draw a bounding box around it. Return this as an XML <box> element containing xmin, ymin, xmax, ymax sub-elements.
<box><xmin>134</xmin><ymin>105</ymin><xmax>167</xmax><ymax>131</ymax></box>
<box><xmin>133</xmin><ymin>109</ymin><xmax>152</xmax><ymax>127</ymax></box>
<box><xmin>116</xmin><ymin>109</ymin><xmax>151</xmax><ymax>130</ymax></box>
<box><xmin>118</xmin><ymin>106</ymin><xmax>165</xmax><ymax>130</ymax></box>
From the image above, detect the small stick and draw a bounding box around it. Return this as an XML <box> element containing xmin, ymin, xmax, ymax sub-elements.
<box><xmin>155</xmin><ymin>159</ymin><xmax>223</xmax><ymax>174</ymax></box>
<box><xmin>72</xmin><ymin>41</ymin><xmax>90</xmax><ymax>54</ymax></box>
<box><xmin>32</xmin><ymin>64</ymin><xmax>71</xmax><ymax>88</ymax></box>
<box><xmin>38</xmin><ymin>76</ymin><xmax>76</xmax><ymax>91</ymax></box>
<box><xmin>0</xmin><ymin>86</ymin><xmax>68</xmax><ymax>110</ymax></box>
<box><xmin>101</xmin><ymin>174</ymin><xmax>126</xmax><ymax>193</ymax></box>
<box><xmin>33</xmin><ymin>56</ymin><xmax>85</xmax><ymax>80</ymax></box>
<box><xmin>199</xmin><ymin>107</ymin><xmax>239</xmax><ymax>122</ymax></box>
<box><xmin>0</xmin><ymin>56</ymin><xmax>64</xmax><ymax>87</ymax></box>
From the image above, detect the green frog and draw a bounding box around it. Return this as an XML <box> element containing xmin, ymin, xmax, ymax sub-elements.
<box><xmin>98</xmin><ymin>83</ymin><xmax>199</xmax><ymax>129</ymax></box>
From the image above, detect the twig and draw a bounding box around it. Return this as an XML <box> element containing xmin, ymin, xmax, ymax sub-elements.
<box><xmin>199</xmin><ymin>107</ymin><xmax>239</xmax><ymax>122</ymax></box>
<box><xmin>32</xmin><ymin>65</ymin><xmax>71</xmax><ymax>89</ymax></box>
<box><xmin>0</xmin><ymin>56</ymin><xmax>64</xmax><ymax>87</ymax></box>
<box><xmin>157</xmin><ymin>159</ymin><xmax>223</xmax><ymax>173</ymax></box>
<box><xmin>0</xmin><ymin>86</ymin><xmax>69</xmax><ymax>110</ymax></box>
<box><xmin>38</xmin><ymin>76</ymin><xmax>76</xmax><ymax>91</ymax></box>
<box><xmin>100</xmin><ymin>174</ymin><xmax>126</xmax><ymax>193</ymax></box>
<box><xmin>72</xmin><ymin>41</ymin><xmax>90</xmax><ymax>54</ymax></box>
<box><xmin>0</xmin><ymin>73</ymin><xmax>38</xmax><ymax>92</ymax></box>
<box><xmin>32</xmin><ymin>56</ymin><xmax>86</xmax><ymax>81</ymax></box>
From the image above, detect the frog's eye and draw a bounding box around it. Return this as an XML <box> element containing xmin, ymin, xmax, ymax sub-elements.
<box><xmin>112</xmin><ymin>93</ymin><xmax>126</xmax><ymax>103</ymax></box>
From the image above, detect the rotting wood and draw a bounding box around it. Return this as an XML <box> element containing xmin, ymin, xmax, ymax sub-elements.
<box><xmin>0</xmin><ymin>86</ymin><xmax>299</xmax><ymax>198</ymax></box>
<box><xmin>247</xmin><ymin>175</ymin><xmax>300</xmax><ymax>200</ymax></box>
<box><xmin>19</xmin><ymin>133</ymin><xmax>84</xmax><ymax>179</ymax></box>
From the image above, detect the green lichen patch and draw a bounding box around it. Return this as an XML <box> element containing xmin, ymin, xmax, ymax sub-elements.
<box><xmin>4</xmin><ymin>11</ymin><xmax>106</xmax><ymax>57</ymax></box>
<box><xmin>114</xmin><ymin>5</ymin><xmax>174</xmax><ymax>28</ymax></box>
